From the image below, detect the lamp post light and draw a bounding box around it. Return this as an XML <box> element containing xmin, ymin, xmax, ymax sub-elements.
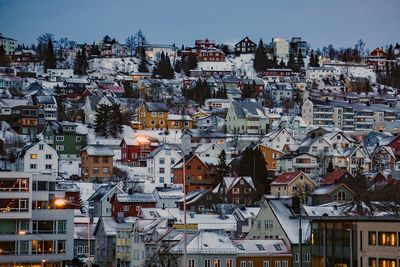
<box><xmin>54</xmin><ymin>198</ymin><xmax>92</xmax><ymax>267</ymax></box>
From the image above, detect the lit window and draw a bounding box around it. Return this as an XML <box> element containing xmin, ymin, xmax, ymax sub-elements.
<box><xmin>30</xmin><ymin>154</ymin><xmax>37</xmax><ymax>159</ymax></box>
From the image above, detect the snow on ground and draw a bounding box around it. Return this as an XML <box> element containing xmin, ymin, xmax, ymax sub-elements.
<box><xmin>336</xmin><ymin>65</ymin><xmax>377</xmax><ymax>83</ymax></box>
<box><xmin>88</xmin><ymin>57</ymin><xmax>155</xmax><ymax>73</ymax></box>
<box><xmin>228</xmin><ymin>54</ymin><xmax>256</xmax><ymax>78</ymax></box>
<box><xmin>59</xmin><ymin>160</ymin><xmax>80</xmax><ymax>178</ymax></box>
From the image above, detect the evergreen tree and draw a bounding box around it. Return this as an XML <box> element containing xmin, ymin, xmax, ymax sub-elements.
<box><xmin>278</xmin><ymin>59</ymin><xmax>285</xmax><ymax>68</ymax></box>
<box><xmin>215</xmin><ymin>150</ymin><xmax>230</xmax><ymax>183</ymax></box>
<box><xmin>296</xmin><ymin>49</ymin><xmax>304</xmax><ymax>71</ymax></box>
<box><xmin>287</xmin><ymin>51</ymin><xmax>296</xmax><ymax>72</ymax></box>
<box><xmin>386</xmin><ymin>44</ymin><xmax>395</xmax><ymax>60</ymax></box>
<box><xmin>0</xmin><ymin>45</ymin><xmax>10</xmax><ymax>67</ymax></box>
<box><xmin>187</xmin><ymin>79</ymin><xmax>211</xmax><ymax>104</ymax></box>
<box><xmin>95</xmin><ymin>104</ymin><xmax>111</xmax><ymax>137</ymax></box>
<box><xmin>238</xmin><ymin>146</ymin><xmax>268</xmax><ymax>199</ymax></box>
<box><xmin>138</xmin><ymin>58</ymin><xmax>149</xmax><ymax>73</ymax></box>
<box><xmin>253</xmin><ymin>39</ymin><xmax>267</xmax><ymax>73</ymax></box>
<box><xmin>181</xmin><ymin>53</ymin><xmax>198</xmax><ymax>76</ymax></box>
<box><xmin>109</xmin><ymin>104</ymin><xmax>123</xmax><ymax>137</ymax></box>
<box><xmin>174</xmin><ymin>59</ymin><xmax>182</xmax><ymax>73</ymax></box>
<box><xmin>242</xmin><ymin>82</ymin><xmax>253</xmax><ymax>99</ymax></box>
<box><xmin>44</xmin><ymin>39</ymin><xmax>56</xmax><ymax>71</ymax></box>
<box><xmin>122</xmin><ymin>81</ymin><xmax>135</xmax><ymax>98</ymax></box>
<box><xmin>327</xmin><ymin>160</ymin><xmax>334</xmax><ymax>173</ymax></box>
<box><xmin>74</xmin><ymin>49</ymin><xmax>88</xmax><ymax>75</ymax></box>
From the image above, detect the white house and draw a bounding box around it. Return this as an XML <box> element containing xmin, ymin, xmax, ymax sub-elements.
<box><xmin>263</xmin><ymin>128</ymin><xmax>296</xmax><ymax>152</ymax></box>
<box><xmin>196</xmin><ymin>114</ymin><xmax>226</xmax><ymax>131</ymax></box>
<box><xmin>146</xmin><ymin>144</ymin><xmax>182</xmax><ymax>186</ymax></box>
<box><xmin>305</xmin><ymin>66</ymin><xmax>341</xmax><ymax>80</ymax></box>
<box><xmin>46</xmin><ymin>68</ymin><xmax>74</xmax><ymax>82</ymax></box>
<box><xmin>204</xmin><ymin>98</ymin><xmax>231</xmax><ymax>110</ymax></box>
<box><xmin>16</xmin><ymin>141</ymin><xmax>59</xmax><ymax>174</ymax></box>
<box><xmin>194</xmin><ymin>143</ymin><xmax>225</xmax><ymax>158</ymax></box>
<box><xmin>83</xmin><ymin>95</ymin><xmax>118</xmax><ymax>125</ymax></box>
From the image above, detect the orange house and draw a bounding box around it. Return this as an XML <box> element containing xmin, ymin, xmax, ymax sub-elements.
<box><xmin>259</xmin><ymin>145</ymin><xmax>284</xmax><ymax>171</ymax></box>
<box><xmin>172</xmin><ymin>155</ymin><xmax>218</xmax><ymax>193</ymax></box>
<box><xmin>80</xmin><ymin>144</ymin><xmax>114</xmax><ymax>182</ymax></box>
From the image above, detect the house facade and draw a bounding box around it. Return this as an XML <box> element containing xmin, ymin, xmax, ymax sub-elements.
<box><xmin>226</xmin><ymin>101</ymin><xmax>267</xmax><ymax>135</ymax></box>
<box><xmin>16</xmin><ymin>141</ymin><xmax>59</xmax><ymax>174</ymax></box>
<box><xmin>137</xmin><ymin>102</ymin><xmax>169</xmax><ymax>130</ymax></box>
<box><xmin>80</xmin><ymin>144</ymin><xmax>114</xmax><ymax>182</ymax></box>
<box><xmin>234</xmin><ymin>36</ymin><xmax>257</xmax><ymax>54</ymax></box>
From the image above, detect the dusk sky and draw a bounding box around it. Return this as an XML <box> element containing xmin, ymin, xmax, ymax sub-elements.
<box><xmin>0</xmin><ymin>0</ymin><xmax>399</xmax><ymax>50</ymax></box>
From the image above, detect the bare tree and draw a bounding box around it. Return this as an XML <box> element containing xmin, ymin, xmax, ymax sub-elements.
<box><xmin>231</xmin><ymin>126</ymin><xmax>240</xmax><ymax>156</ymax></box>
<box><xmin>293</xmin><ymin>182</ymin><xmax>313</xmax><ymax>204</ymax></box>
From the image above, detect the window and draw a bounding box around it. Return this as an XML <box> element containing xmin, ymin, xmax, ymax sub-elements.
<box><xmin>159</xmin><ymin>158</ymin><xmax>165</xmax><ymax>164</ymax></box>
<box><xmin>378</xmin><ymin>259</ymin><xmax>396</xmax><ymax>267</ymax></box>
<box><xmin>123</xmin><ymin>205</ymin><xmax>129</xmax><ymax>211</ymax></box>
<box><xmin>226</xmin><ymin>259</ymin><xmax>233</xmax><ymax>267</ymax></box>
<box><xmin>159</xmin><ymin>177</ymin><xmax>164</xmax><ymax>184</ymax></box>
<box><xmin>93</xmin><ymin>168</ymin><xmax>99</xmax><ymax>174</ymax></box>
<box><xmin>103</xmin><ymin>157</ymin><xmax>109</xmax><ymax>163</ymax></box>
<box><xmin>275</xmin><ymin>261</ymin><xmax>281</xmax><ymax>267</ymax></box>
<box><xmin>263</xmin><ymin>261</ymin><xmax>270</xmax><ymax>267</ymax></box>
<box><xmin>103</xmin><ymin>168</ymin><xmax>109</xmax><ymax>174</ymax></box>
<box><xmin>45</xmin><ymin>154</ymin><xmax>52</xmax><ymax>159</ymax></box>
<box><xmin>188</xmin><ymin>259</ymin><xmax>195</xmax><ymax>267</ymax></box>
<box><xmin>56</xmin><ymin>136</ymin><xmax>64</xmax><ymax>141</ymax></box>
<box><xmin>39</xmin><ymin>144</ymin><xmax>44</xmax><ymax>150</ymax></box>
<box><xmin>257</xmin><ymin>220</ymin><xmax>261</xmax><ymax>229</ymax></box>
<box><xmin>282</xmin><ymin>261</ymin><xmax>288</xmax><ymax>267</ymax></box>
<box><xmin>159</xmin><ymin>168</ymin><xmax>165</xmax><ymax>174</ymax></box>
<box><xmin>247</xmin><ymin>261</ymin><xmax>253</xmax><ymax>267</ymax></box>
<box><xmin>151</xmin><ymin>120</ymin><xmax>155</xmax><ymax>125</ymax></box>
<box><xmin>232</xmin><ymin>188</ymin><xmax>240</xmax><ymax>194</ymax></box>
<box><xmin>76</xmin><ymin>136</ymin><xmax>82</xmax><ymax>142</ymax></box>
<box><xmin>77</xmin><ymin>245</ymin><xmax>83</xmax><ymax>255</ymax></box>
<box><xmin>158</xmin><ymin>112</ymin><xmax>163</xmax><ymax>117</ymax></box>
<box><xmin>244</xmin><ymin>188</ymin><xmax>251</xmax><ymax>194</ymax></box>
<box><xmin>369</xmin><ymin>258</ymin><xmax>377</xmax><ymax>267</ymax></box>
<box><xmin>30</xmin><ymin>164</ymin><xmax>37</xmax><ymax>169</ymax></box>
<box><xmin>45</xmin><ymin>164</ymin><xmax>52</xmax><ymax>170</ymax></box>
<box><xmin>378</xmin><ymin>232</ymin><xmax>397</xmax><ymax>246</ymax></box>
<box><xmin>294</xmin><ymin>253</ymin><xmax>299</xmax><ymax>262</ymax></box>
<box><xmin>304</xmin><ymin>253</ymin><xmax>310</xmax><ymax>262</ymax></box>
<box><xmin>30</xmin><ymin>154</ymin><xmax>37</xmax><ymax>159</ymax></box>
<box><xmin>205</xmin><ymin>259</ymin><xmax>211</xmax><ymax>267</ymax></box>
<box><xmin>335</xmin><ymin>191</ymin><xmax>346</xmax><ymax>201</ymax></box>
<box><xmin>56</xmin><ymin>145</ymin><xmax>64</xmax><ymax>151</ymax></box>
<box><xmin>265</xmin><ymin>220</ymin><xmax>273</xmax><ymax>229</ymax></box>
<box><xmin>369</xmin><ymin>232</ymin><xmax>377</xmax><ymax>245</ymax></box>
<box><xmin>256</xmin><ymin>244</ymin><xmax>265</xmax><ymax>251</ymax></box>
<box><xmin>151</xmin><ymin>112</ymin><xmax>157</xmax><ymax>117</ymax></box>
<box><xmin>213</xmin><ymin>259</ymin><xmax>220</xmax><ymax>267</ymax></box>
<box><xmin>171</xmin><ymin>158</ymin><xmax>175</xmax><ymax>165</ymax></box>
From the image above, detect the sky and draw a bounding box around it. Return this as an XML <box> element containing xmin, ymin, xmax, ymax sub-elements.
<box><xmin>0</xmin><ymin>0</ymin><xmax>399</xmax><ymax>50</ymax></box>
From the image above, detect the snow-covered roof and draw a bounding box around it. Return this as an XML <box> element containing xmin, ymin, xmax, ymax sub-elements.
<box><xmin>117</xmin><ymin>192</ymin><xmax>157</xmax><ymax>203</ymax></box>
<box><xmin>82</xmin><ymin>144</ymin><xmax>115</xmax><ymax>156</ymax></box>
<box><xmin>223</xmin><ymin>176</ymin><xmax>255</xmax><ymax>191</ymax></box>
<box><xmin>268</xmin><ymin>199</ymin><xmax>310</xmax><ymax>244</ymax></box>
<box><xmin>185</xmin><ymin>230</ymin><xmax>237</xmax><ymax>254</ymax></box>
<box><xmin>167</xmin><ymin>114</ymin><xmax>193</xmax><ymax>121</ymax></box>
<box><xmin>232</xmin><ymin>239</ymin><xmax>290</xmax><ymax>256</ymax></box>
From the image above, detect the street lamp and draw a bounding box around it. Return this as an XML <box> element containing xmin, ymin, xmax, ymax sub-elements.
<box><xmin>54</xmin><ymin>198</ymin><xmax>92</xmax><ymax>267</ymax></box>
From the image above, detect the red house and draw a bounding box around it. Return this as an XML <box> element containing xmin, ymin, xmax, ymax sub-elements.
<box><xmin>172</xmin><ymin>155</ymin><xmax>218</xmax><ymax>193</ymax></box>
<box><xmin>195</xmin><ymin>39</ymin><xmax>216</xmax><ymax>49</ymax></box>
<box><xmin>120</xmin><ymin>135</ymin><xmax>159</xmax><ymax>166</ymax></box>
<box><xmin>111</xmin><ymin>193</ymin><xmax>157</xmax><ymax>218</ymax></box>
<box><xmin>387</xmin><ymin>135</ymin><xmax>400</xmax><ymax>156</ymax></box>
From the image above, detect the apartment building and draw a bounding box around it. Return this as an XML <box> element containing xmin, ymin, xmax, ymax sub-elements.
<box><xmin>0</xmin><ymin>172</ymin><xmax>74</xmax><ymax>266</ymax></box>
<box><xmin>302</xmin><ymin>99</ymin><xmax>399</xmax><ymax>131</ymax></box>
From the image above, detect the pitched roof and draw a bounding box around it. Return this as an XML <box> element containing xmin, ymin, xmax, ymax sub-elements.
<box><xmin>231</xmin><ymin>101</ymin><xmax>266</xmax><ymax>119</ymax></box>
<box><xmin>232</xmin><ymin>239</ymin><xmax>290</xmax><ymax>256</ymax></box>
<box><xmin>117</xmin><ymin>193</ymin><xmax>157</xmax><ymax>203</ymax></box>
<box><xmin>271</xmin><ymin>172</ymin><xmax>302</xmax><ymax>185</ymax></box>
<box><xmin>321</xmin><ymin>170</ymin><xmax>352</xmax><ymax>186</ymax></box>
<box><xmin>223</xmin><ymin>176</ymin><xmax>256</xmax><ymax>191</ymax></box>
<box><xmin>82</xmin><ymin>144</ymin><xmax>115</xmax><ymax>156</ymax></box>
<box><xmin>144</xmin><ymin>102</ymin><xmax>168</xmax><ymax>112</ymax></box>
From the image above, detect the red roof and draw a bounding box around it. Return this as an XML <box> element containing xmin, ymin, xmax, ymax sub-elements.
<box><xmin>321</xmin><ymin>170</ymin><xmax>352</xmax><ymax>186</ymax></box>
<box><xmin>271</xmin><ymin>172</ymin><xmax>301</xmax><ymax>185</ymax></box>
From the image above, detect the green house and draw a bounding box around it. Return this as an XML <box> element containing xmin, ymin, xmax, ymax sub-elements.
<box><xmin>43</xmin><ymin>121</ymin><xmax>87</xmax><ymax>159</ymax></box>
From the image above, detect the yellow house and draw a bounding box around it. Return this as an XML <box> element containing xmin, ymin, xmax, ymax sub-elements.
<box><xmin>270</xmin><ymin>171</ymin><xmax>317</xmax><ymax>201</ymax></box>
<box><xmin>137</xmin><ymin>102</ymin><xmax>169</xmax><ymax>129</ymax></box>
<box><xmin>167</xmin><ymin>114</ymin><xmax>194</xmax><ymax>129</ymax></box>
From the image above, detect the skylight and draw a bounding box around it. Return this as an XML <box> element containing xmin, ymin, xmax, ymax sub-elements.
<box><xmin>237</xmin><ymin>244</ymin><xmax>245</xmax><ymax>250</ymax></box>
<box><xmin>256</xmin><ymin>244</ymin><xmax>265</xmax><ymax>251</ymax></box>
<box><xmin>274</xmin><ymin>244</ymin><xmax>282</xmax><ymax>251</ymax></box>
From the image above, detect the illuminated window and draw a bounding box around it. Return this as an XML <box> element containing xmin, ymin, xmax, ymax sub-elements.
<box><xmin>369</xmin><ymin>232</ymin><xmax>376</xmax><ymax>245</ymax></box>
<box><xmin>378</xmin><ymin>232</ymin><xmax>396</xmax><ymax>246</ymax></box>
<box><xmin>30</xmin><ymin>154</ymin><xmax>37</xmax><ymax>159</ymax></box>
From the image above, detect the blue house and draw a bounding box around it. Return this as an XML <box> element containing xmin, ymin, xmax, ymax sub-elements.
<box><xmin>363</xmin><ymin>131</ymin><xmax>392</xmax><ymax>147</ymax></box>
